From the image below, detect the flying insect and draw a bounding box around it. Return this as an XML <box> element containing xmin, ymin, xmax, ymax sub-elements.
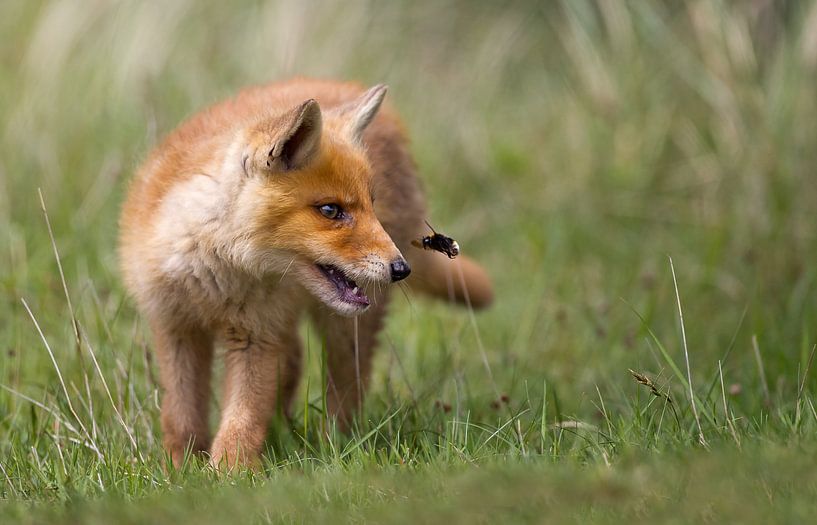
<box><xmin>411</xmin><ymin>221</ymin><xmax>460</xmax><ymax>259</ymax></box>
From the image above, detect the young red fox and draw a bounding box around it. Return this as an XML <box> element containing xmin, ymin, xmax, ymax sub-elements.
<box><xmin>119</xmin><ymin>78</ymin><xmax>493</xmax><ymax>468</ymax></box>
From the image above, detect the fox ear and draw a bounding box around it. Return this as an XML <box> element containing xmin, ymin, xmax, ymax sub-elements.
<box><xmin>334</xmin><ymin>84</ymin><xmax>388</xmax><ymax>144</ymax></box>
<box><xmin>270</xmin><ymin>99</ymin><xmax>322</xmax><ymax>171</ymax></box>
<box><xmin>245</xmin><ymin>99</ymin><xmax>322</xmax><ymax>175</ymax></box>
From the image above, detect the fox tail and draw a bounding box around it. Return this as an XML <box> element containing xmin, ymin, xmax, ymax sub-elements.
<box><xmin>408</xmin><ymin>251</ymin><xmax>493</xmax><ymax>309</ymax></box>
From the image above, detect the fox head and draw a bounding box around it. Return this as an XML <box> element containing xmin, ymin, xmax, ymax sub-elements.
<box><xmin>231</xmin><ymin>84</ymin><xmax>409</xmax><ymax>315</ymax></box>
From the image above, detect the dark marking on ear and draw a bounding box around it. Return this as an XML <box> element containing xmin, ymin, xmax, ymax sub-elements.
<box><xmin>245</xmin><ymin>99</ymin><xmax>323</xmax><ymax>176</ymax></box>
<box><xmin>269</xmin><ymin>99</ymin><xmax>322</xmax><ymax>171</ymax></box>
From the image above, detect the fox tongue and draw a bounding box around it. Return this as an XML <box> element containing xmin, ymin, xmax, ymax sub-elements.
<box><xmin>341</xmin><ymin>284</ymin><xmax>369</xmax><ymax>306</ymax></box>
<box><xmin>321</xmin><ymin>265</ymin><xmax>369</xmax><ymax>306</ymax></box>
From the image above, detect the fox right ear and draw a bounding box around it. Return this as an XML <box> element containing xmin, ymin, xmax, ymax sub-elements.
<box><xmin>243</xmin><ymin>99</ymin><xmax>322</xmax><ymax>175</ymax></box>
<box><xmin>328</xmin><ymin>84</ymin><xmax>388</xmax><ymax>144</ymax></box>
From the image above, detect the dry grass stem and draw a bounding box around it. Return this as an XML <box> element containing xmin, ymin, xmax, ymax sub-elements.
<box><xmin>669</xmin><ymin>256</ymin><xmax>707</xmax><ymax>447</ymax></box>
<box><xmin>752</xmin><ymin>334</ymin><xmax>771</xmax><ymax>407</ymax></box>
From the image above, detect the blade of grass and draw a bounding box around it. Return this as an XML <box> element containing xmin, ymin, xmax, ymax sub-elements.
<box><xmin>21</xmin><ymin>298</ymin><xmax>102</xmax><ymax>461</ymax></box>
<box><xmin>38</xmin><ymin>188</ymin><xmax>82</xmax><ymax>364</ymax></box>
<box><xmin>704</xmin><ymin>304</ymin><xmax>747</xmax><ymax>400</ymax></box>
<box><xmin>80</xmin><ymin>324</ymin><xmax>142</xmax><ymax>461</ymax></box>
<box><xmin>796</xmin><ymin>344</ymin><xmax>817</xmax><ymax>426</ymax></box>
<box><xmin>669</xmin><ymin>256</ymin><xmax>707</xmax><ymax>447</ymax></box>
<box><xmin>623</xmin><ymin>298</ymin><xmax>710</xmax><ymax>422</ymax></box>
<box><xmin>752</xmin><ymin>335</ymin><xmax>771</xmax><ymax>407</ymax></box>
<box><xmin>718</xmin><ymin>360</ymin><xmax>740</xmax><ymax>448</ymax></box>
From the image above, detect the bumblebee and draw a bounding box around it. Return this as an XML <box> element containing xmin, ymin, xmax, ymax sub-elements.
<box><xmin>411</xmin><ymin>221</ymin><xmax>460</xmax><ymax>259</ymax></box>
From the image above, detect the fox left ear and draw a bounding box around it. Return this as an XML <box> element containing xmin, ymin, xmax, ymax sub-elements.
<box><xmin>244</xmin><ymin>99</ymin><xmax>323</xmax><ymax>176</ymax></box>
<box><xmin>335</xmin><ymin>84</ymin><xmax>388</xmax><ymax>144</ymax></box>
<box><xmin>268</xmin><ymin>99</ymin><xmax>323</xmax><ymax>171</ymax></box>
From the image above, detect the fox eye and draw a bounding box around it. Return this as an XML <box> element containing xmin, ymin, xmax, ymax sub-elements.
<box><xmin>317</xmin><ymin>203</ymin><xmax>343</xmax><ymax>220</ymax></box>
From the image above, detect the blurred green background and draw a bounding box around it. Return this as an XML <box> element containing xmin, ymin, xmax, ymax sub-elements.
<box><xmin>2</xmin><ymin>0</ymin><xmax>817</xmax><ymax>522</ymax></box>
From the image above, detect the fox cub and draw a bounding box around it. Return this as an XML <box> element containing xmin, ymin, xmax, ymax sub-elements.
<box><xmin>120</xmin><ymin>78</ymin><xmax>493</xmax><ymax>468</ymax></box>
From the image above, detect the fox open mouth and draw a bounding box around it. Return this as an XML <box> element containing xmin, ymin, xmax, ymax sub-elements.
<box><xmin>316</xmin><ymin>264</ymin><xmax>370</xmax><ymax>307</ymax></box>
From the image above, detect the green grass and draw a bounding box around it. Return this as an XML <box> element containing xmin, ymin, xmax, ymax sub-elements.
<box><xmin>2</xmin><ymin>0</ymin><xmax>817</xmax><ymax>522</ymax></box>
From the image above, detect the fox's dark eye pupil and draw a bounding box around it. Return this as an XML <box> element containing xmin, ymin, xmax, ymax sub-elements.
<box><xmin>318</xmin><ymin>204</ymin><xmax>342</xmax><ymax>219</ymax></box>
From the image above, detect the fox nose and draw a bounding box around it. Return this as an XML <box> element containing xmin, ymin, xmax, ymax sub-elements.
<box><xmin>390</xmin><ymin>259</ymin><xmax>411</xmax><ymax>282</ymax></box>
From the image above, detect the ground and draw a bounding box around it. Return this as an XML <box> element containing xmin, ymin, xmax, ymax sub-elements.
<box><xmin>2</xmin><ymin>1</ymin><xmax>817</xmax><ymax>523</ymax></box>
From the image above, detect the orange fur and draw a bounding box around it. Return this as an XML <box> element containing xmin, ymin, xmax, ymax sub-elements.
<box><xmin>119</xmin><ymin>77</ymin><xmax>493</xmax><ymax>469</ymax></box>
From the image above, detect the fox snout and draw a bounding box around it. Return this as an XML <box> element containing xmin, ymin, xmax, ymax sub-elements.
<box><xmin>349</xmin><ymin>246</ymin><xmax>408</xmax><ymax>285</ymax></box>
<box><xmin>389</xmin><ymin>258</ymin><xmax>411</xmax><ymax>282</ymax></box>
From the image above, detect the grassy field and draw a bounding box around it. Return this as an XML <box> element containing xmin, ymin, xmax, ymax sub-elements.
<box><xmin>2</xmin><ymin>0</ymin><xmax>817</xmax><ymax>522</ymax></box>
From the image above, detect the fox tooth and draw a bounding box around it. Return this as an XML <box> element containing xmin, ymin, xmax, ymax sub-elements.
<box><xmin>328</xmin><ymin>268</ymin><xmax>334</xmax><ymax>274</ymax></box>
<box><xmin>352</xmin><ymin>287</ymin><xmax>359</xmax><ymax>294</ymax></box>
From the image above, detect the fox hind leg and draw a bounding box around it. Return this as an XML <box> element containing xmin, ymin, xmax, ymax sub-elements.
<box><xmin>278</xmin><ymin>346</ymin><xmax>302</xmax><ymax>420</ymax></box>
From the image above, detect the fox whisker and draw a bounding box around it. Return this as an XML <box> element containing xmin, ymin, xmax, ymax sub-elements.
<box><xmin>278</xmin><ymin>257</ymin><xmax>296</xmax><ymax>283</ymax></box>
